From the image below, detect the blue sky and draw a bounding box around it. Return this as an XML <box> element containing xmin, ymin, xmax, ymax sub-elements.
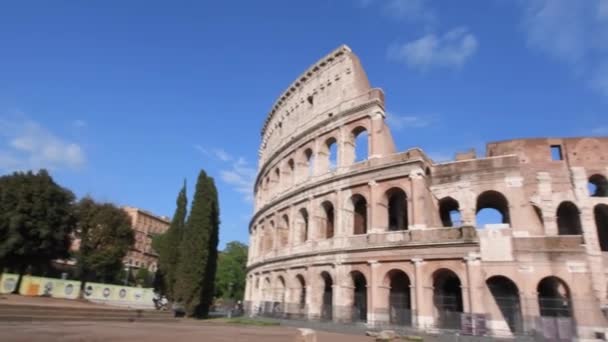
<box><xmin>0</xmin><ymin>1</ymin><xmax>607</xmax><ymax>248</ymax></box>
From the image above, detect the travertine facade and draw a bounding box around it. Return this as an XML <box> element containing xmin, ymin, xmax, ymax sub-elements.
<box><xmin>123</xmin><ymin>207</ymin><xmax>170</xmax><ymax>272</ymax></box>
<box><xmin>244</xmin><ymin>46</ymin><xmax>608</xmax><ymax>338</ymax></box>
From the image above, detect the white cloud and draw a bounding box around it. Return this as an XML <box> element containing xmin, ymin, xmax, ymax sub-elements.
<box><xmin>213</xmin><ymin>148</ymin><xmax>233</xmax><ymax>162</ymax></box>
<box><xmin>591</xmin><ymin>125</ymin><xmax>608</xmax><ymax>135</ymax></box>
<box><xmin>386</xmin><ymin>112</ymin><xmax>433</xmax><ymax>130</ymax></box>
<box><xmin>388</xmin><ymin>27</ymin><xmax>478</xmax><ymax>70</ymax></box>
<box><xmin>518</xmin><ymin>0</ymin><xmax>608</xmax><ymax>96</ymax></box>
<box><xmin>359</xmin><ymin>0</ymin><xmax>436</xmax><ymax>24</ymax></box>
<box><xmin>195</xmin><ymin>146</ymin><xmax>255</xmax><ymax>202</ymax></box>
<box><xmin>0</xmin><ymin>118</ymin><xmax>85</xmax><ymax>171</ymax></box>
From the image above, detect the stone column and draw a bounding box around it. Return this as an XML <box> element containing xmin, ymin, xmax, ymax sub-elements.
<box><xmin>369</xmin><ymin>112</ymin><xmax>383</xmax><ymax>159</ymax></box>
<box><xmin>368</xmin><ymin>260</ymin><xmax>386</xmax><ymax>324</ymax></box>
<box><xmin>536</xmin><ymin>172</ymin><xmax>556</xmax><ymax>235</ymax></box>
<box><xmin>412</xmin><ymin>258</ymin><xmax>431</xmax><ymax>328</ymax></box>
<box><xmin>409</xmin><ymin>168</ymin><xmax>427</xmax><ymax>229</ymax></box>
<box><xmin>368</xmin><ymin>180</ymin><xmax>382</xmax><ymax>234</ymax></box>
<box><xmin>333</xmin><ymin>263</ymin><xmax>347</xmax><ymax>322</ymax></box>
<box><xmin>464</xmin><ymin>254</ymin><xmax>483</xmax><ymax>314</ymax></box>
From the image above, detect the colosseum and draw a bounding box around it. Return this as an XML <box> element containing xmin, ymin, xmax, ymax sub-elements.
<box><xmin>243</xmin><ymin>45</ymin><xmax>608</xmax><ymax>339</ymax></box>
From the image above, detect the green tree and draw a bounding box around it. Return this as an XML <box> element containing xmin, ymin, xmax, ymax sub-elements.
<box><xmin>135</xmin><ymin>267</ymin><xmax>153</xmax><ymax>287</ymax></box>
<box><xmin>200</xmin><ymin>175</ymin><xmax>219</xmax><ymax>316</ymax></box>
<box><xmin>0</xmin><ymin>170</ymin><xmax>76</xmax><ymax>287</ymax></box>
<box><xmin>156</xmin><ymin>180</ymin><xmax>187</xmax><ymax>300</ymax></box>
<box><xmin>215</xmin><ymin>241</ymin><xmax>248</xmax><ymax>300</ymax></box>
<box><xmin>75</xmin><ymin>197</ymin><xmax>135</xmax><ymax>284</ymax></box>
<box><xmin>174</xmin><ymin>170</ymin><xmax>220</xmax><ymax>317</ymax></box>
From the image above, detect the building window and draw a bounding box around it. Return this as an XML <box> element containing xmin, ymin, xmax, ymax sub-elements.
<box><xmin>550</xmin><ymin>145</ymin><xmax>563</xmax><ymax>161</ymax></box>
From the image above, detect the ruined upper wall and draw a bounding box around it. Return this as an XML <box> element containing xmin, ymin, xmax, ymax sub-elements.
<box><xmin>487</xmin><ymin>137</ymin><xmax>608</xmax><ymax>170</ymax></box>
<box><xmin>258</xmin><ymin>45</ymin><xmax>375</xmax><ymax>166</ymax></box>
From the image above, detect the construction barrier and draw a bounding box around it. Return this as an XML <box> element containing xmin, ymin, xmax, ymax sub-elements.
<box><xmin>82</xmin><ymin>282</ymin><xmax>155</xmax><ymax>308</ymax></box>
<box><xmin>18</xmin><ymin>275</ymin><xmax>81</xmax><ymax>299</ymax></box>
<box><xmin>0</xmin><ymin>273</ymin><xmax>19</xmax><ymax>294</ymax></box>
<box><xmin>0</xmin><ymin>273</ymin><xmax>154</xmax><ymax>309</ymax></box>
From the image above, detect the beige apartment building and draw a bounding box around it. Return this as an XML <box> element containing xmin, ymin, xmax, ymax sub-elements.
<box><xmin>122</xmin><ymin>207</ymin><xmax>170</xmax><ymax>272</ymax></box>
<box><xmin>244</xmin><ymin>45</ymin><xmax>608</xmax><ymax>339</ymax></box>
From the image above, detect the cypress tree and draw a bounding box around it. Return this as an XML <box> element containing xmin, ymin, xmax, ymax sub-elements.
<box><xmin>174</xmin><ymin>170</ymin><xmax>213</xmax><ymax>316</ymax></box>
<box><xmin>157</xmin><ymin>180</ymin><xmax>187</xmax><ymax>300</ymax></box>
<box><xmin>199</xmin><ymin>175</ymin><xmax>220</xmax><ymax>317</ymax></box>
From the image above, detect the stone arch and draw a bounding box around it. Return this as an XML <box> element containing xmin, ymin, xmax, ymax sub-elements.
<box><xmin>318</xmin><ymin>136</ymin><xmax>338</xmax><ymax>173</ymax></box>
<box><xmin>352</xmin><ymin>126</ymin><xmax>369</xmax><ymax>163</ymax></box>
<box><xmin>486</xmin><ymin>275</ymin><xmax>523</xmax><ymax>334</ymax></box>
<box><xmin>589</xmin><ymin>174</ymin><xmax>608</xmax><ymax>197</ymax></box>
<box><xmin>274</xmin><ymin>167</ymin><xmax>280</xmax><ymax>191</ymax></box>
<box><xmin>304</xmin><ymin>148</ymin><xmax>314</xmax><ymax>177</ymax></box>
<box><xmin>347</xmin><ymin>271</ymin><xmax>368</xmax><ymax>322</ymax></box>
<box><xmin>265</xmin><ymin>220</ymin><xmax>275</xmax><ymax>252</ymax></box>
<box><xmin>556</xmin><ymin>201</ymin><xmax>582</xmax><ymax>235</ymax></box>
<box><xmin>386</xmin><ymin>187</ymin><xmax>408</xmax><ymax>231</ymax></box>
<box><xmin>432</xmin><ymin>268</ymin><xmax>463</xmax><ymax>329</ymax></box>
<box><xmin>286</xmin><ymin>158</ymin><xmax>295</xmax><ymax>188</ymax></box>
<box><xmin>537</xmin><ymin>276</ymin><xmax>573</xmax><ymax>318</ymax></box>
<box><xmin>439</xmin><ymin>196</ymin><xmax>461</xmax><ymax>227</ymax></box>
<box><xmin>476</xmin><ymin>190</ymin><xmax>511</xmax><ymax>226</ymax></box>
<box><xmin>263</xmin><ymin>276</ymin><xmax>272</xmax><ymax>302</ymax></box>
<box><xmin>279</xmin><ymin>214</ymin><xmax>289</xmax><ymax>248</ymax></box>
<box><xmin>294</xmin><ymin>274</ymin><xmax>307</xmax><ymax>310</ymax></box>
<box><xmin>320</xmin><ymin>271</ymin><xmax>333</xmax><ymax>321</ymax></box>
<box><xmin>276</xmin><ymin>275</ymin><xmax>286</xmax><ymax>304</ymax></box>
<box><xmin>349</xmin><ymin>194</ymin><xmax>368</xmax><ymax>235</ymax></box>
<box><xmin>594</xmin><ymin>204</ymin><xmax>608</xmax><ymax>252</ymax></box>
<box><xmin>320</xmin><ymin>200</ymin><xmax>335</xmax><ymax>239</ymax></box>
<box><xmin>297</xmin><ymin>208</ymin><xmax>309</xmax><ymax>243</ymax></box>
<box><xmin>385</xmin><ymin>269</ymin><xmax>412</xmax><ymax>325</ymax></box>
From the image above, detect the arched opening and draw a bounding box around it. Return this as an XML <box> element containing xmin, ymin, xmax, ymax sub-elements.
<box><xmin>594</xmin><ymin>204</ymin><xmax>608</xmax><ymax>252</ymax></box>
<box><xmin>533</xmin><ymin>204</ymin><xmax>544</xmax><ymax>228</ymax></box>
<box><xmin>275</xmin><ymin>276</ymin><xmax>286</xmax><ymax>306</ymax></box>
<box><xmin>321</xmin><ymin>201</ymin><xmax>335</xmax><ymax>239</ymax></box>
<box><xmin>476</xmin><ymin>190</ymin><xmax>510</xmax><ymax>227</ymax></box>
<box><xmin>351</xmin><ymin>271</ymin><xmax>367</xmax><ymax>322</ymax></box>
<box><xmin>433</xmin><ymin>269</ymin><xmax>463</xmax><ymax>329</ymax></box>
<box><xmin>287</xmin><ymin>159</ymin><xmax>295</xmax><ymax>187</ymax></box>
<box><xmin>296</xmin><ymin>274</ymin><xmax>306</xmax><ymax>310</ymax></box>
<box><xmin>274</xmin><ymin>168</ymin><xmax>280</xmax><ymax>191</ymax></box>
<box><xmin>589</xmin><ymin>174</ymin><xmax>608</xmax><ymax>197</ymax></box>
<box><xmin>439</xmin><ymin>197</ymin><xmax>461</xmax><ymax>227</ymax></box>
<box><xmin>299</xmin><ymin>208</ymin><xmax>309</xmax><ymax>243</ymax></box>
<box><xmin>486</xmin><ymin>276</ymin><xmax>523</xmax><ymax>334</ymax></box>
<box><xmin>280</xmin><ymin>214</ymin><xmax>289</xmax><ymax>248</ymax></box>
<box><xmin>352</xmin><ymin>194</ymin><xmax>368</xmax><ymax>235</ymax></box>
<box><xmin>262</xmin><ymin>277</ymin><xmax>272</xmax><ymax>314</ymax></box>
<box><xmin>265</xmin><ymin>221</ymin><xmax>275</xmax><ymax>253</ymax></box>
<box><xmin>556</xmin><ymin>201</ymin><xmax>582</xmax><ymax>235</ymax></box>
<box><xmin>353</xmin><ymin>127</ymin><xmax>368</xmax><ymax>163</ymax></box>
<box><xmin>537</xmin><ymin>277</ymin><xmax>572</xmax><ymax>318</ymax></box>
<box><xmin>304</xmin><ymin>148</ymin><xmax>314</xmax><ymax>178</ymax></box>
<box><xmin>387</xmin><ymin>270</ymin><xmax>411</xmax><ymax>326</ymax></box>
<box><xmin>327</xmin><ymin>137</ymin><xmax>338</xmax><ymax>171</ymax></box>
<box><xmin>387</xmin><ymin>188</ymin><xmax>408</xmax><ymax>231</ymax></box>
<box><xmin>320</xmin><ymin>272</ymin><xmax>333</xmax><ymax>321</ymax></box>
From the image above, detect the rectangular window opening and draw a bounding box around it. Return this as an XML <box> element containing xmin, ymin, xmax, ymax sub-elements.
<box><xmin>550</xmin><ymin>145</ymin><xmax>563</xmax><ymax>161</ymax></box>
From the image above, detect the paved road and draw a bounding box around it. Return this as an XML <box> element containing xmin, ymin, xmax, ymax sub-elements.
<box><xmin>0</xmin><ymin>321</ymin><xmax>375</xmax><ymax>342</ymax></box>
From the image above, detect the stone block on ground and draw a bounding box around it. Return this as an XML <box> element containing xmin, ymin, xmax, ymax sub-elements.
<box><xmin>295</xmin><ymin>328</ymin><xmax>317</xmax><ymax>342</ymax></box>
